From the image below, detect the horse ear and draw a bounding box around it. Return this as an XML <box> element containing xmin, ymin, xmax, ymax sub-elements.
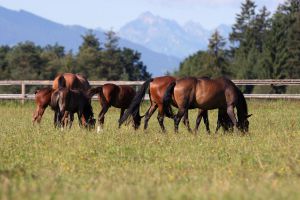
<box><xmin>35</xmin><ymin>90</ymin><xmax>40</xmax><ymax>94</ymax></box>
<box><xmin>246</xmin><ymin>114</ymin><xmax>253</xmax><ymax>118</ymax></box>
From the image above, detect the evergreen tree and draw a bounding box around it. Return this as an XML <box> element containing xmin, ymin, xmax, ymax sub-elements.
<box><xmin>101</xmin><ymin>30</ymin><xmax>123</xmax><ymax>80</ymax></box>
<box><xmin>40</xmin><ymin>44</ymin><xmax>65</xmax><ymax>79</ymax></box>
<box><xmin>0</xmin><ymin>45</ymin><xmax>10</xmax><ymax>79</ymax></box>
<box><xmin>77</xmin><ymin>31</ymin><xmax>102</xmax><ymax>79</ymax></box>
<box><xmin>121</xmin><ymin>48</ymin><xmax>151</xmax><ymax>80</ymax></box>
<box><xmin>6</xmin><ymin>41</ymin><xmax>43</xmax><ymax>79</ymax></box>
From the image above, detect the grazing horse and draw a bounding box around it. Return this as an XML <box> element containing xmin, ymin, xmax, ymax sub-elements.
<box><xmin>88</xmin><ymin>84</ymin><xmax>140</xmax><ymax>132</ymax></box>
<box><xmin>50</xmin><ymin>88</ymin><xmax>95</xmax><ymax>129</ymax></box>
<box><xmin>32</xmin><ymin>73</ymin><xmax>90</xmax><ymax>124</ymax></box>
<box><xmin>163</xmin><ymin>77</ymin><xmax>252</xmax><ymax>133</ymax></box>
<box><xmin>119</xmin><ymin>76</ymin><xmax>210</xmax><ymax>133</ymax></box>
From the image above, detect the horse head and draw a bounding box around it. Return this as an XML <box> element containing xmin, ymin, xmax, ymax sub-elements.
<box><xmin>238</xmin><ymin>114</ymin><xmax>252</xmax><ymax>133</ymax></box>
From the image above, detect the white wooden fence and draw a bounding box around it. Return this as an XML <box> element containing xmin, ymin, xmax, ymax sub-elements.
<box><xmin>1</xmin><ymin>79</ymin><xmax>300</xmax><ymax>103</ymax></box>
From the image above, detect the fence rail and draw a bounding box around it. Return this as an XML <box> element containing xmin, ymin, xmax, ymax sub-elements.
<box><xmin>1</xmin><ymin>79</ymin><xmax>300</xmax><ymax>102</ymax></box>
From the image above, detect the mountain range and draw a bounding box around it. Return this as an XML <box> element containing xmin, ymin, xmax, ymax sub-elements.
<box><xmin>119</xmin><ymin>12</ymin><xmax>231</xmax><ymax>58</ymax></box>
<box><xmin>0</xmin><ymin>6</ymin><xmax>231</xmax><ymax>76</ymax></box>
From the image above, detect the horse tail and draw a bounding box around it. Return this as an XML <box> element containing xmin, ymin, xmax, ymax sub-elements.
<box><xmin>58</xmin><ymin>75</ymin><xmax>66</xmax><ymax>89</ymax></box>
<box><xmin>163</xmin><ymin>81</ymin><xmax>176</xmax><ymax>118</ymax></box>
<box><xmin>119</xmin><ymin>78</ymin><xmax>153</xmax><ymax>127</ymax></box>
<box><xmin>88</xmin><ymin>87</ymin><xmax>106</xmax><ymax>103</ymax></box>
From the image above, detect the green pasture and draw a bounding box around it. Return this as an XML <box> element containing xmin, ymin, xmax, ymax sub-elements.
<box><xmin>0</xmin><ymin>100</ymin><xmax>300</xmax><ymax>199</ymax></box>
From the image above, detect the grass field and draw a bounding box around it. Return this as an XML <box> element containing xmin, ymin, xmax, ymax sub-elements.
<box><xmin>0</xmin><ymin>100</ymin><xmax>300</xmax><ymax>200</ymax></box>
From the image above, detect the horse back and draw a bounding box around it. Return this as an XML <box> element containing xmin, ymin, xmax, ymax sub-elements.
<box><xmin>149</xmin><ymin>76</ymin><xmax>176</xmax><ymax>105</ymax></box>
<box><xmin>195</xmin><ymin>77</ymin><xmax>238</xmax><ymax>109</ymax></box>
<box><xmin>52</xmin><ymin>73</ymin><xmax>91</xmax><ymax>91</ymax></box>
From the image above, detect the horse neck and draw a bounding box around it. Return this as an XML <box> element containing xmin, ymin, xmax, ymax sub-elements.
<box><xmin>236</xmin><ymin>89</ymin><xmax>248</xmax><ymax>122</ymax></box>
<box><xmin>83</xmin><ymin>102</ymin><xmax>93</xmax><ymax>121</ymax></box>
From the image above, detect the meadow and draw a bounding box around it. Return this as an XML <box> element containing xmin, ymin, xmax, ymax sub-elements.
<box><xmin>0</xmin><ymin>100</ymin><xmax>300</xmax><ymax>200</ymax></box>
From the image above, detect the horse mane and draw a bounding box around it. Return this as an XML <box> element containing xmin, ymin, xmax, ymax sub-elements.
<box><xmin>83</xmin><ymin>100</ymin><xmax>94</xmax><ymax>122</ymax></box>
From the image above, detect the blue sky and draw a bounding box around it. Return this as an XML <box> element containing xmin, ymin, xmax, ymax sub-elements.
<box><xmin>0</xmin><ymin>0</ymin><xmax>285</xmax><ymax>30</ymax></box>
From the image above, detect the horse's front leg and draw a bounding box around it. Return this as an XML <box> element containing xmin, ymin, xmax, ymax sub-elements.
<box><xmin>194</xmin><ymin>109</ymin><xmax>210</xmax><ymax>134</ymax></box>
<box><xmin>68</xmin><ymin>113</ymin><xmax>74</xmax><ymax>129</ymax></box>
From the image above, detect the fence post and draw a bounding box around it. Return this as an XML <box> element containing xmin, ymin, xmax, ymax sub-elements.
<box><xmin>21</xmin><ymin>82</ymin><xmax>25</xmax><ymax>104</ymax></box>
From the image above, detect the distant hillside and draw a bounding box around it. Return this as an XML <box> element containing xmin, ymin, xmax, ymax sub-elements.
<box><xmin>119</xmin><ymin>12</ymin><xmax>231</xmax><ymax>58</ymax></box>
<box><xmin>0</xmin><ymin>6</ymin><xmax>180</xmax><ymax>76</ymax></box>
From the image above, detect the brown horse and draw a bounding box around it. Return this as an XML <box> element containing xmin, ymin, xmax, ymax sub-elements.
<box><xmin>88</xmin><ymin>84</ymin><xmax>139</xmax><ymax>132</ymax></box>
<box><xmin>50</xmin><ymin>88</ymin><xmax>95</xmax><ymax>129</ymax></box>
<box><xmin>32</xmin><ymin>73</ymin><xmax>90</xmax><ymax>124</ymax></box>
<box><xmin>119</xmin><ymin>76</ymin><xmax>210</xmax><ymax>132</ymax></box>
<box><xmin>32</xmin><ymin>87</ymin><xmax>54</xmax><ymax>123</ymax></box>
<box><xmin>163</xmin><ymin>77</ymin><xmax>252</xmax><ymax>133</ymax></box>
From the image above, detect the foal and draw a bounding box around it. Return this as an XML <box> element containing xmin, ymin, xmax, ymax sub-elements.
<box><xmin>50</xmin><ymin>88</ymin><xmax>95</xmax><ymax>129</ymax></box>
<box><xmin>32</xmin><ymin>87</ymin><xmax>54</xmax><ymax>124</ymax></box>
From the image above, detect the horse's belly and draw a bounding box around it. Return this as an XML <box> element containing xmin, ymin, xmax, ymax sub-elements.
<box><xmin>195</xmin><ymin>95</ymin><xmax>227</xmax><ymax>110</ymax></box>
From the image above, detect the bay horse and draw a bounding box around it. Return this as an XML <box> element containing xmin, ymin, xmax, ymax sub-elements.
<box><xmin>32</xmin><ymin>73</ymin><xmax>90</xmax><ymax>125</ymax></box>
<box><xmin>163</xmin><ymin>77</ymin><xmax>252</xmax><ymax>133</ymax></box>
<box><xmin>88</xmin><ymin>84</ymin><xmax>140</xmax><ymax>132</ymax></box>
<box><xmin>50</xmin><ymin>88</ymin><xmax>95</xmax><ymax>129</ymax></box>
<box><xmin>119</xmin><ymin>76</ymin><xmax>210</xmax><ymax>133</ymax></box>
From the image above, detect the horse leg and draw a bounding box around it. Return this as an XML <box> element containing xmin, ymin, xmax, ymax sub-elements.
<box><xmin>182</xmin><ymin>112</ymin><xmax>192</xmax><ymax>133</ymax></box>
<box><xmin>53</xmin><ymin>111</ymin><xmax>58</xmax><ymax>128</ymax></box>
<box><xmin>144</xmin><ymin>104</ymin><xmax>157</xmax><ymax>130</ymax></box>
<box><xmin>62</xmin><ymin>111</ymin><xmax>69</xmax><ymax>129</ymax></box>
<box><xmin>194</xmin><ymin>110</ymin><xmax>210</xmax><ymax>134</ymax></box>
<box><xmin>174</xmin><ymin>107</ymin><xmax>186</xmax><ymax>133</ymax></box>
<box><xmin>32</xmin><ymin>106</ymin><xmax>46</xmax><ymax>124</ymax></box>
<box><xmin>97</xmin><ymin>105</ymin><xmax>109</xmax><ymax>132</ymax></box>
<box><xmin>157</xmin><ymin>105</ymin><xmax>167</xmax><ymax>132</ymax></box>
<box><xmin>68</xmin><ymin>113</ymin><xmax>74</xmax><ymax>129</ymax></box>
<box><xmin>215</xmin><ymin>110</ymin><xmax>222</xmax><ymax>134</ymax></box>
<box><xmin>203</xmin><ymin>110</ymin><xmax>210</xmax><ymax>134</ymax></box>
<box><xmin>118</xmin><ymin>108</ymin><xmax>125</xmax><ymax>128</ymax></box>
<box><xmin>226</xmin><ymin>105</ymin><xmax>238</xmax><ymax>130</ymax></box>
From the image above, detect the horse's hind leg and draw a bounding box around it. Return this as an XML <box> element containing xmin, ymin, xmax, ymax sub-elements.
<box><xmin>144</xmin><ymin>104</ymin><xmax>157</xmax><ymax>130</ymax></box>
<box><xmin>182</xmin><ymin>112</ymin><xmax>192</xmax><ymax>132</ymax></box>
<box><xmin>174</xmin><ymin>107</ymin><xmax>186</xmax><ymax>133</ymax></box>
<box><xmin>118</xmin><ymin>108</ymin><xmax>125</xmax><ymax>128</ymax></box>
<box><xmin>97</xmin><ymin>105</ymin><xmax>109</xmax><ymax>132</ymax></box>
<box><xmin>32</xmin><ymin>106</ymin><xmax>46</xmax><ymax>124</ymax></box>
<box><xmin>157</xmin><ymin>105</ymin><xmax>166</xmax><ymax>132</ymax></box>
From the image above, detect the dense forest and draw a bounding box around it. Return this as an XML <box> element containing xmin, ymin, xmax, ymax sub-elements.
<box><xmin>0</xmin><ymin>30</ymin><xmax>151</xmax><ymax>81</ymax></box>
<box><xmin>175</xmin><ymin>0</ymin><xmax>300</xmax><ymax>93</ymax></box>
<box><xmin>0</xmin><ymin>0</ymin><xmax>299</xmax><ymax>94</ymax></box>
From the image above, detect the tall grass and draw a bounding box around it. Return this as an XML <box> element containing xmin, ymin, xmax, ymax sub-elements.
<box><xmin>0</xmin><ymin>100</ymin><xmax>300</xmax><ymax>199</ymax></box>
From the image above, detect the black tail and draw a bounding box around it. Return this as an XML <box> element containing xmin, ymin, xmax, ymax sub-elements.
<box><xmin>58</xmin><ymin>75</ymin><xmax>66</xmax><ymax>89</ymax></box>
<box><xmin>163</xmin><ymin>81</ymin><xmax>176</xmax><ymax>118</ymax></box>
<box><xmin>87</xmin><ymin>87</ymin><xmax>104</xmax><ymax>100</ymax></box>
<box><xmin>119</xmin><ymin>78</ymin><xmax>153</xmax><ymax>127</ymax></box>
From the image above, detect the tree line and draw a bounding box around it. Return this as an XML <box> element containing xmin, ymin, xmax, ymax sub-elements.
<box><xmin>175</xmin><ymin>0</ymin><xmax>300</xmax><ymax>93</ymax></box>
<box><xmin>0</xmin><ymin>30</ymin><xmax>151</xmax><ymax>81</ymax></box>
